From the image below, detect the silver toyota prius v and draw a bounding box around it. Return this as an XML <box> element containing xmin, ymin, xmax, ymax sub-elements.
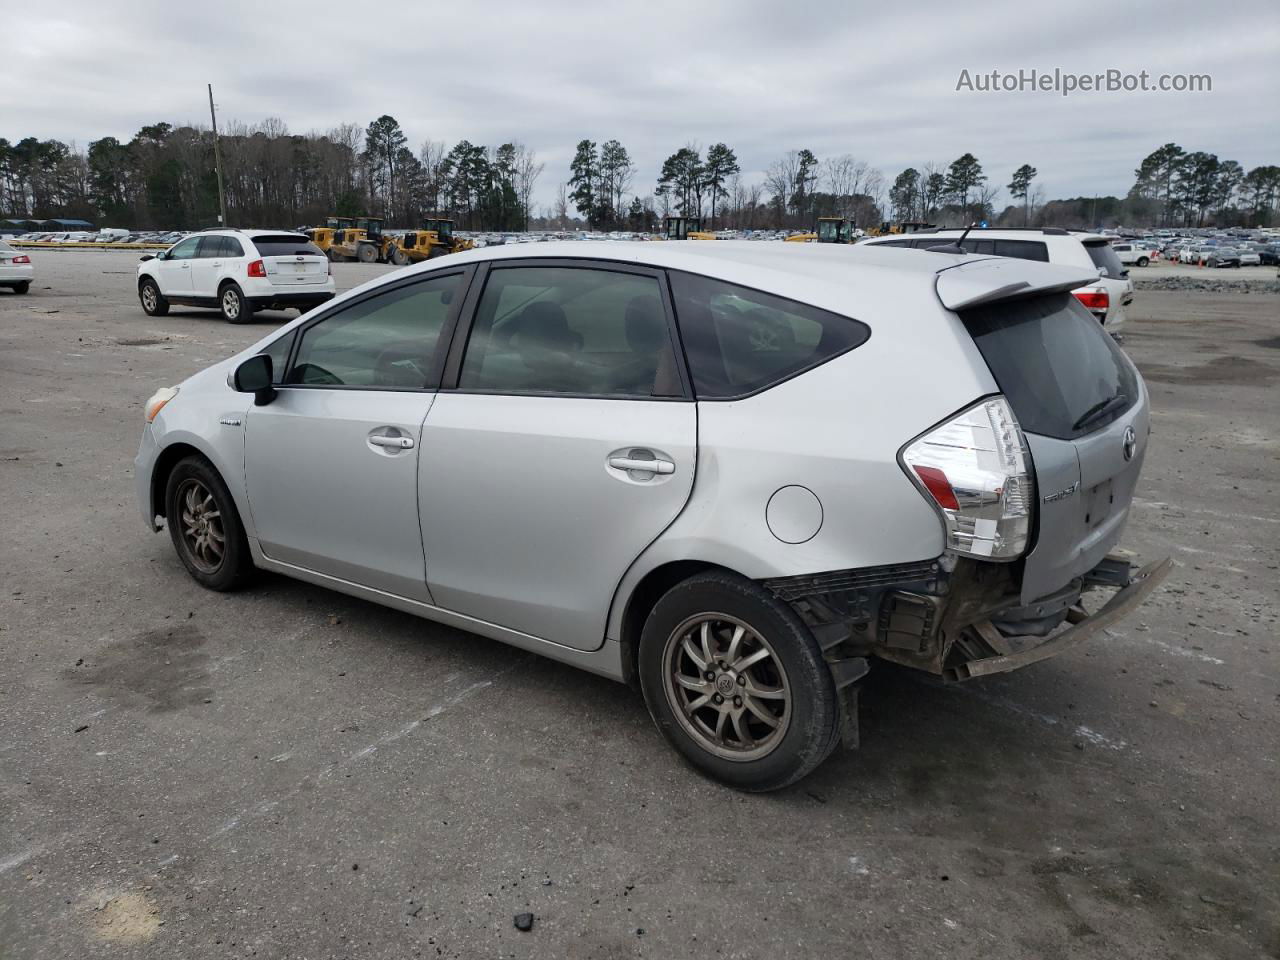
<box><xmin>136</xmin><ymin>240</ymin><xmax>1170</xmax><ymax>791</ymax></box>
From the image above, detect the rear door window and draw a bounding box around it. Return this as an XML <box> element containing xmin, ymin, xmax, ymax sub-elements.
<box><xmin>1084</xmin><ymin>240</ymin><xmax>1126</xmax><ymax>278</ymax></box>
<box><xmin>993</xmin><ymin>239</ymin><xmax>1050</xmax><ymax>262</ymax></box>
<box><xmin>253</xmin><ymin>235</ymin><xmax>325</xmax><ymax>258</ymax></box>
<box><xmin>669</xmin><ymin>271</ymin><xmax>870</xmax><ymax>399</ymax></box>
<box><xmin>960</xmin><ymin>293</ymin><xmax>1138</xmax><ymax>439</ymax></box>
<box><xmin>459</xmin><ymin>265</ymin><xmax>680</xmax><ymax>398</ymax></box>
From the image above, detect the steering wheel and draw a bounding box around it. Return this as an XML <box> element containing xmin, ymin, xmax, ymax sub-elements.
<box><xmin>291</xmin><ymin>362</ymin><xmax>342</xmax><ymax>385</ymax></box>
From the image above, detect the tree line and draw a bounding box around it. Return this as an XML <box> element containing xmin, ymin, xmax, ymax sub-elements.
<box><xmin>2</xmin><ymin>117</ymin><xmax>1277</xmax><ymax>232</ymax></box>
<box><xmin>0</xmin><ymin>115</ymin><xmax>544</xmax><ymax>231</ymax></box>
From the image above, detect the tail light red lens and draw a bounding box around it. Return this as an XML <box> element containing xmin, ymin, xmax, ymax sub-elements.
<box><xmin>247</xmin><ymin>259</ymin><xmax>267</xmax><ymax>278</ymax></box>
<box><xmin>1073</xmin><ymin>289</ymin><xmax>1109</xmax><ymax>312</ymax></box>
<box><xmin>12</xmin><ymin>255</ymin><xmax>31</xmax><ymax>264</ymax></box>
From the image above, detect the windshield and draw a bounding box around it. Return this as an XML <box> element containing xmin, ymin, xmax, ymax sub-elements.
<box><xmin>1084</xmin><ymin>240</ymin><xmax>1126</xmax><ymax>278</ymax></box>
<box><xmin>252</xmin><ymin>235</ymin><xmax>325</xmax><ymax>257</ymax></box>
<box><xmin>817</xmin><ymin>221</ymin><xmax>839</xmax><ymax>242</ymax></box>
<box><xmin>960</xmin><ymin>293</ymin><xmax>1138</xmax><ymax>440</ymax></box>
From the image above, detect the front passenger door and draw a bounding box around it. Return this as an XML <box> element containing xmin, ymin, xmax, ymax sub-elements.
<box><xmin>244</xmin><ymin>270</ymin><xmax>468</xmax><ymax>599</ymax></box>
<box><xmin>156</xmin><ymin>236</ymin><xmax>199</xmax><ymax>295</ymax></box>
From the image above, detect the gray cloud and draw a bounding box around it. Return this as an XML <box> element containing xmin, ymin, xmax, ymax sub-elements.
<box><xmin>5</xmin><ymin>0</ymin><xmax>1277</xmax><ymax>211</ymax></box>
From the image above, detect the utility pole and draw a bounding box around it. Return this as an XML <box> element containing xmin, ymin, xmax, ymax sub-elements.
<box><xmin>208</xmin><ymin>84</ymin><xmax>228</xmax><ymax>227</ymax></box>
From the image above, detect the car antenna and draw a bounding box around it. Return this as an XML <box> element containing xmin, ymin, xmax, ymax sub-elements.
<box><xmin>926</xmin><ymin>222</ymin><xmax>976</xmax><ymax>255</ymax></box>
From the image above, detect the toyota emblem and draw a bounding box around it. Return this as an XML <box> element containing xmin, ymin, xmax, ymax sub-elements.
<box><xmin>1122</xmin><ymin>426</ymin><xmax>1137</xmax><ymax>462</ymax></box>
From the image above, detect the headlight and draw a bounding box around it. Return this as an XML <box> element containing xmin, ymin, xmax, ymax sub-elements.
<box><xmin>145</xmin><ymin>386</ymin><xmax>179</xmax><ymax>423</ymax></box>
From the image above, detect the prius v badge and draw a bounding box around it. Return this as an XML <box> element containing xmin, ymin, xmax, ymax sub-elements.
<box><xmin>1042</xmin><ymin>481</ymin><xmax>1079</xmax><ymax>504</ymax></box>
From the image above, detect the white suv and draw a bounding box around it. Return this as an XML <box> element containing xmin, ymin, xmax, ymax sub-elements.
<box><xmin>861</xmin><ymin>228</ymin><xmax>1134</xmax><ymax>334</ymax></box>
<box><xmin>137</xmin><ymin>230</ymin><xmax>336</xmax><ymax>323</ymax></box>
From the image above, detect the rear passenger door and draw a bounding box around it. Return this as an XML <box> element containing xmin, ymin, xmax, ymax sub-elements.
<box><xmin>418</xmin><ymin>260</ymin><xmax>695</xmax><ymax>651</ymax></box>
<box><xmin>190</xmin><ymin>235</ymin><xmax>233</xmax><ymax>299</ymax></box>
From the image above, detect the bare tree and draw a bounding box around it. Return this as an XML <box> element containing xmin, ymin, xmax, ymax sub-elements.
<box><xmin>822</xmin><ymin>155</ymin><xmax>879</xmax><ymax>219</ymax></box>
<box><xmin>512</xmin><ymin>142</ymin><xmax>544</xmax><ymax>231</ymax></box>
<box><xmin>419</xmin><ymin>139</ymin><xmax>446</xmax><ymax>214</ymax></box>
<box><xmin>553</xmin><ymin>182</ymin><xmax>569</xmax><ymax>230</ymax></box>
<box><xmin>764</xmin><ymin>152</ymin><xmax>800</xmax><ymax>226</ymax></box>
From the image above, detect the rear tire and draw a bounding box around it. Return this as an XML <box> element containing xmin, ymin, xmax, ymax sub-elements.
<box><xmin>1136</xmin><ymin>256</ymin><xmax>1149</xmax><ymax>267</ymax></box>
<box><xmin>220</xmin><ymin>283</ymin><xmax>254</xmax><ymax>323</ymax></box>
<box><xmin>139</xmin><ymin>278</ymin><xmax>168</xmax><ymax>315</ymax></box>
<box><xmin>164</xmin><ymin>455</ymin><xmax>254</xmax><ymax>591</ymax></box>
<box><xmin>427</xmin><ymin>244</ymin><xmax>448</xmax><ymax>259</ymax></box>
<box><xmin>13</xmin><ymin>281</ymin><xmax>30</xmax><ymax>294</ymax></box>
<box><xmin>638</xmin><ymin>571</ymin><xmax>840</xmax><ymax>792</ymax></box>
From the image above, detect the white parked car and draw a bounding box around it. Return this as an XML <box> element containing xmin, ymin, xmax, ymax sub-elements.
<box><xmin>137</xmin><ymin>230</ymin><xmax>336</xmax><ymax>323</ymax></box>
<box><xmin>0</xmin><ymin>239</ymin><xmax>33</xmax><ymax>294</ymax></box>
<box><xmin>136</xmin><ymin>241</ymin><xmax>1168</xmax><ymax>790</ymax></box>
<box><xmin>860</xmin><ymin>228</ymin><xmax>1135</xmax><ymax>334</ymax></box>
<box><xmin>1112</xmin><ymin>242</ymin><xmax>1154</xmax><ymax>267</ymax></box>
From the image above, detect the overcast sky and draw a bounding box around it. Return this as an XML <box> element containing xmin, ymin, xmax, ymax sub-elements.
<box><xmin>4</xmin><ymin>0</ymin><xmax>1277</xmax><ymax>212</ymax></box>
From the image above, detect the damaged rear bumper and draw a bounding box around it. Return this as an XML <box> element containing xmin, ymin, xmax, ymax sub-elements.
<box><xmin>763</xmin><ymin>553</ymin><xmax>1172</xmax><ymax>682</ymax></box>
<box><xmin>946</xmin><ymin>556</ymin><xmax>1172</xmax><ymax>680</ymax></box>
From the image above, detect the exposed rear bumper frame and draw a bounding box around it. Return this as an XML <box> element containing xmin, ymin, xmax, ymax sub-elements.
<box><xmin>947</xmin><ymin>556</ymin><xmax>1173</xmax><ymax>680</ymax></box>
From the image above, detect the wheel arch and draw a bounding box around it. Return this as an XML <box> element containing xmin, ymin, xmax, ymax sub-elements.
<box><xmin>149</xmin><ymin>441</ymin><xmax>208</xmax><ymax>522</ymax></box>
<box><xmin>615</xmin><ymin>559</ymin><xmax>745</xmax><ymax>688</ymax></box>
<box><xmin>138</xmin><ymin>272</ymin><xmax>156</xmax><ymax>290</ymax></box>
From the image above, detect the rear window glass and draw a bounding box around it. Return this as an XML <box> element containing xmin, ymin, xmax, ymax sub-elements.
<box><xmin>253</xmin><ymin>235</ymin><xmax>324</xmax><ymax>257</ymax></box>
<box><xmin>961</xmin><ymin>293</ymin><xmax>1137</xmax><ymax>440</ymax></box>
<box><xmin>669</xmin><ymin>271</ymin><xmax>870</xmax><ymax>399</ymax></box>
<box><xmin>1084</xmin><ymin>241</ymin><xmax>1126</xmax><ymax>279</ymax></box>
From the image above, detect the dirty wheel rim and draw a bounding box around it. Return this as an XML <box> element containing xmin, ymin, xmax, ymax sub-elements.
<box><xmin>177</xmin><ymin>479</ymin><xmax>225</xmax><ymax>574</ymax></box>
<box><xmin>662</xmin><ymin>613</ymin><xmax>791</xmax><ymax>762</ymax></box>
<box><xmin>222</xmin><ymin>289</ymin><xmax>240</xmax><ymax>319</ymax></box>
<box><xmin>141</xmin><ymin>284</ymin><xmax>157</xmax><ymax>311</ymax></box>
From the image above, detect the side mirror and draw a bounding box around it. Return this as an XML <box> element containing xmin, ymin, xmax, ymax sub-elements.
<box><xmin>232</xmin><ymin>354</ymin><xmax>276</xmax><ymax>406</ymax></box>
<box><xmin>139</xmin><ymin>253</ymin><xmax>156</xmax><ymax>262</ymax></box>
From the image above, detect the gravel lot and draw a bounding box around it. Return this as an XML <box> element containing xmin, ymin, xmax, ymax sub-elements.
<box><xmin>1</xmin><ymin>249</ymin><xmax>1277</xmax><ymax>959</ymax></box>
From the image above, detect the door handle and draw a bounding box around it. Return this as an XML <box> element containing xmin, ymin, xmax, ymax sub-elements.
<box><xmin>609</xmin><ymin>456</ymin><xmax>674</xmax><ymax>475</ymax></box>
<box><xmin>369</xmin><ymin>435</ymin><xmax>414</xmax><ymax>449</ymax></box>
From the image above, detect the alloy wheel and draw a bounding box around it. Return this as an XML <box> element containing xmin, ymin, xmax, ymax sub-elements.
<box><xmin>662</xmin><ymin>613</ymin><xmax>791</xmax><ymax>762</ymax></box>
<box><xmin>222</xmin><ymin>289</ymin><xmax>240</xmax><ymax>319</ymax></box>
<box><xmin>177</xmin><ymin>479</ymin><xmax>225</xmax><ymax>573</ymax></box>
<box><xmin>141</xmin><ymin>285</ymin><xmax>157</xmax><ymax>311</ymax></box>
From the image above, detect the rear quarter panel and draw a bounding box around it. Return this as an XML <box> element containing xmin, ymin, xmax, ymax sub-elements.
<box><xmin>607</xmin><ymin>274</ymin><xmax>998</xmax><ymax>640</ymax></box>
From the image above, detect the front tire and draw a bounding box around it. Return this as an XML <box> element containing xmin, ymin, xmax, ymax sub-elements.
<box><xmin>638</xmin><ymin>572</ymin><xmax>840</xmax><ymax>791</ymax></box>
<box><xmin>357</xmin><ymin>243</ymin><xmax>377</xmax><ymax>264</ymax></box>
<box><xmin>391</xmin><ymin>246</ymin><xmax>409</xmax><ymax>266</ymax></box>
<box><xmin>220</xmin><ymin>283</ymin><xmax>254</xmax><ymax>323</ymax></box>
<box><xmin>164</xmin><ymin>455</ymin><xmax>253</xmax><ymax>591</ymax></box>
<box><xmin>139</xmin><ymin>278</ymin><xmax>168</xmax><ymax>315</ymax></box>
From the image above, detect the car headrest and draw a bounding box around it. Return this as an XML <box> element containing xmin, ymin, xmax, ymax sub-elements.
<box><xmin>625</xmin><ymin>295</ymin><xmax>665</xmax><ymax>352</ymax></box>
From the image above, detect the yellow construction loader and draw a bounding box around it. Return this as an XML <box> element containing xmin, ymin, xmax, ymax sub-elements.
<box><xmin>663</xmin><ymin>216</ymin><xmax>715</xmax><ymax>240</ymax></box>
<box><xmin>385</xmin><ymin>219</ymin><xmax>473</xmax><ymax>265</ymax></box>
<box><xmin>309</xmin><ymin>217</ymin><xmax>392</xmax><ymax>262</ymax></box>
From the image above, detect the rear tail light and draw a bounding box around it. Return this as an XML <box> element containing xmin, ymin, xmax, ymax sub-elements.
<box><xmin>247</xmin><ymin>259</ymin><xmax>267</xmax><ymax>278</ymax></box>
<box><xmin>12</xmin><ymin>255</ymin><xmax>31</xmax><ymax>264</ymax></box>
<box><xmin>900</xmin><ymin>396</ymin><xmax>1034</xmax><ymax>560</ymax></box>
<box><xmin>1073</xmin><ymin>288</ymin><xmax>1109</xmax><ymax>312</ymax></box>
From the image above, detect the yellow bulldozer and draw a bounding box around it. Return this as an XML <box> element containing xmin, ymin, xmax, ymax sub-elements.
<box><xmin>385</xmin><ymin>219</ymin><xmax>473</xmax><ymax>265</ymax></box>
<box><xmin>663</xmin><ymin>216</ymin><xmax>715</xmax><ymax>240</ymax></box>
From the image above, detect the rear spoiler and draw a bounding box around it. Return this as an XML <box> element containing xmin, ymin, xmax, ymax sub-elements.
<box><xmin>935</xmin><ymin>256</ymin><xmax>1099</xmax><ymax>311</ymax></box>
